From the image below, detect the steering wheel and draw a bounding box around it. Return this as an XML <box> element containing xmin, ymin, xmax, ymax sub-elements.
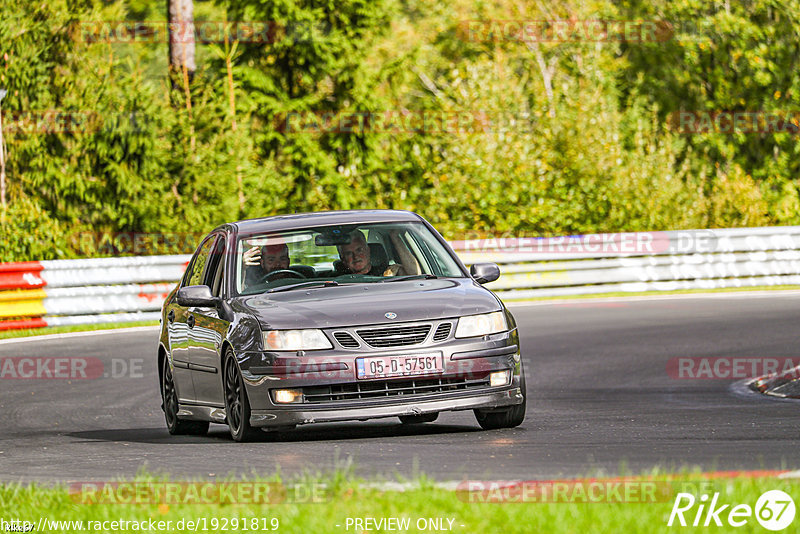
<box><xmin>257</xmin><ymin>269</ymin><xmax>308</xmax><ymax>284</ymax></box>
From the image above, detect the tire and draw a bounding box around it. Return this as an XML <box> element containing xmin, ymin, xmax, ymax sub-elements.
<box><xmin>399</xmin><ymin>413</ymin><xmax>439</xmax><ymax>424</ymax></box>
<box><xmin>474</xmin><ymin>366</ymin><xmax>527</xmax><ymax>430</ymax></box>
<box><xmin>223</xmin><ymin>349</ymin><xmax>261</xmax><ymax>442</ymax></box>
<box><xmin>162</xmin><ymin>357</ymin><xmax>209</xmax><ymax>436</ymax></box>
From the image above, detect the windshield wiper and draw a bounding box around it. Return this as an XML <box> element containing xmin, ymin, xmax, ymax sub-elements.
<box><xmin>382</xmin><ymin>274</ymin><xmax>439</xmax><ymax>283</ymax></box>
<box><xmin>267</xmin><ymin>280</ymin><xmax>340</xmax><ymax>293</ymax></box>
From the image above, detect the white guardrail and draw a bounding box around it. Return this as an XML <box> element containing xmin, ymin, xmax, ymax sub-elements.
<box><xmin>1</xmin><ymin>226</ymin><xmax>799</xmax><ymax>330</ymax></box>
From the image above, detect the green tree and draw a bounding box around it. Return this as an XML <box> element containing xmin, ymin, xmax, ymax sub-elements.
<box><xmin>617</xmin><ymin>0</ymin><xmax>800</xmax><ymax>224</ymax></box>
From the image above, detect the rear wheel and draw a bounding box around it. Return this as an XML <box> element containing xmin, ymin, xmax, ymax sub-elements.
<box><xmin>399</xmin><ymin>413</ymin><xmax>439</xmax><ymax>424</ymax></box>
<box><xmin>162</xmin><ymin>357</ymin><xmax>209</xmax><ymax>436</ymax></box>
<box><xmin>474</xmin><ymin>366</ymin><xmax>527</xmax><ymax>430</ymax></box>
<box><xmin>223</xmin><ymin>349</ymin><xmax>260</xmax><ymax>442</ymax></box>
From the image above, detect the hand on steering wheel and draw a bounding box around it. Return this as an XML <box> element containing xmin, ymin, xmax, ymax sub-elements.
<box><xmin>257</xmin><ymin>269</ymin><xmax>308</xmax><ymax>284</ymax></box>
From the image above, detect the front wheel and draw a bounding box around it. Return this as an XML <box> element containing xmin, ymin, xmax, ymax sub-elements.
<box><xmin>162</xmin><ymin>357</ymin><xmax>209</xmax><ymax>436</ymax></box>
<box><xmin>223</xmin><ymin>349</ymin><xmax>260</xmax><ymax>442</ymax></box>
<box><xmin>474</xmin><ymin>365</ymin><xmax>527</xmax><ymax>430</ymax></box>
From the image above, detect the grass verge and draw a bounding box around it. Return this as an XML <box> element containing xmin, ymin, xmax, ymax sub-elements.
<box><xmin>1</xmin><ymin>470</ymin><xmax>798</xmax><ymax>533</ymax></box>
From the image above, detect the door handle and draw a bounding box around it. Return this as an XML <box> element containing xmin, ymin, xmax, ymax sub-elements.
<box><xmin>187</xmin><ymin>314</ymin><xmax>195</xmax><ymax>328</ymax></box>
<box><xmin>167</xmin><ymin>310</ymin><xmax>175</xmax><ymax>323</ymax></box>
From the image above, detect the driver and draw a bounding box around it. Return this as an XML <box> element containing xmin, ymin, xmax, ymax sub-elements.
<box><xmin>243</xmin><ymin>242</ymin><xmax>290</xmax><ymax>286</ymax></box>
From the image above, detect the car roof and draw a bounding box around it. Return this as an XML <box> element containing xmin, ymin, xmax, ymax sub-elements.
<box><xmin>223</xmin><ymin>209</ymin><xmax>424</xmax><ymax>235</ymax></box>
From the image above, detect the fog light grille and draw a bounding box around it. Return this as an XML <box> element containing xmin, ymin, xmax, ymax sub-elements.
<box><xmin>301</xmin><ymin>374</ymin><xmax>492</xmax><ymax>404</ymax></box>
<box><xmin>333</xmin><ymin>332</ymin><xmax>360</xmax><ymax>348</ymax></box>
<box><xmin>432</xmin><ymin>322</ymin><xmax>452</xmax><ymax>342</ymax></box>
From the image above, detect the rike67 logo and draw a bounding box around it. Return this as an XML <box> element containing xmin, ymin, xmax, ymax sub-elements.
<box><xmin>668</xmin><ymin>490</ymin><xmax>795</xmax><ymax>531</ymax></box>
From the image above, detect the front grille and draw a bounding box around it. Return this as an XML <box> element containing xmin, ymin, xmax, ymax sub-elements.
<box><xmin>432</xmin><ymin>322</ymin><xmax>452</xmax><ymax>342</ymax></box>
<box><xmin>299</xmin><ymin>374</ymin><xmax>491</xmax><ymax>404</ymax></box>
<box><xmin>356</xmin><ymin>324</ymin><xmax>432</xmax><ymax>348</ymax></box>
<box><xmin>333</xmin><ymin>331</ymin><xmax>360</xmax><ymax>348</ymax></box>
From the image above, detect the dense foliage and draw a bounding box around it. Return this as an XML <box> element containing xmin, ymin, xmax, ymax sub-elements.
<box><xmin>0</xmin><ymin>0</ymin><xmax>798</xmax><ymax>260</ymax></box>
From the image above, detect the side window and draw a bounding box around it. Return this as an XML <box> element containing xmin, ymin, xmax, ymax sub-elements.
<box><xmin>186</xmin><ymin>237</ymin><xmax>217</xmax><ymax>287</ymax></box>
<box><xmin>205</xmin><ymin>238</ymin><xmax>226</xmax><ymax>297</ymax></box>
<box><xmin>406</xmin><ymin>231</ymin><xmax>445</xmax><ymax>274</ymax></box>
<box><xmin>402</xmin><ymin>231</ymin><xmax>433</xmax><ymax>272</ymax></box>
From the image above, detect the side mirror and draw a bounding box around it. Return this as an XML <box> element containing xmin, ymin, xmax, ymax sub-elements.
<box><xmin>470</xmin><ymin>263</ymin><xmax>500</xmax><ymax>284</ymax></box>
<box><xmin>176</xmin><ymin>285</ymin><xmax>218</xmax><ymax>307</ymax></box>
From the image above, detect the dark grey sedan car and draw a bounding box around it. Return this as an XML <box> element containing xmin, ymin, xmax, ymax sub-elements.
<box><xmin>158</xmin><ymin>210</ymin><xmax>525</xmax><ymax>441</ymax></box>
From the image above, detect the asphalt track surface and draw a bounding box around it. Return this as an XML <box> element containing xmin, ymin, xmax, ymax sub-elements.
<box><xmin>1</xmin><ymin>292</ymin><xmax>798</xmax><ymax>483</ymax></box>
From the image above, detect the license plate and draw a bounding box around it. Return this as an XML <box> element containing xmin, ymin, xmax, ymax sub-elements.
<box><xmin>356</xmin><ymin>353</ymin><xmax>443</xmax><ymax>379</ymax></box>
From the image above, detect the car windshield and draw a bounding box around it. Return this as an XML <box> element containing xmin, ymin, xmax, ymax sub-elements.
<box><xmin>235</xmin><ymin>221</ymin><xmax>464</xmax><ymax>295</ymax></box>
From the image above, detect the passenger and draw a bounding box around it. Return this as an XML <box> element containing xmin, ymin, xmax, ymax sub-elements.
<box><xmin>338</xmin><ymin>230</ymin><xmax>421</xmax><ymax>276</ymax></box>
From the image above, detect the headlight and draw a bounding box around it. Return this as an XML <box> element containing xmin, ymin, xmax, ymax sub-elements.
<box><xmin>455</xmin><ymin>311</ymin><xmax>507</xmax><ymax>339</ymax></box>
<box><xmin>263</xmin><ymin>329</ymin><xmax>332</xmax><ymax>350</ymax></box>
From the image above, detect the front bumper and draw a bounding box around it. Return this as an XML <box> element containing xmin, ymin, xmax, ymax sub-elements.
<box><xmin>249</xmin><ymin>385</ymin><xmax>523</xmax><ymax>427</ymax></box>
<box><xmin>235</xmin><ymin>328</ymin><xmax>523</xmax><ymax>427</ymax></box>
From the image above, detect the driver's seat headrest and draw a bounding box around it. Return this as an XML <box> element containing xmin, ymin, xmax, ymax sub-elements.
<box><xmin>368</xmin><ymin>243</ymin><xmax>388</xmax><ymax>269</ymax></box>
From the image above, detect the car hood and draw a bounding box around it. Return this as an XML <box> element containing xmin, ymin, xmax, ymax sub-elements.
<box><xmin>234</xmin><ymin>279</ymin><xmax>501</xmax><ymax>330</ymax></box>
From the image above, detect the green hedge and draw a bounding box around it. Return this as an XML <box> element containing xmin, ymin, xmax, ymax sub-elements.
<box><xmin>1</xmin><ymin>0</ymin><xmax>798</xmax><ymax>261</ymax></box>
